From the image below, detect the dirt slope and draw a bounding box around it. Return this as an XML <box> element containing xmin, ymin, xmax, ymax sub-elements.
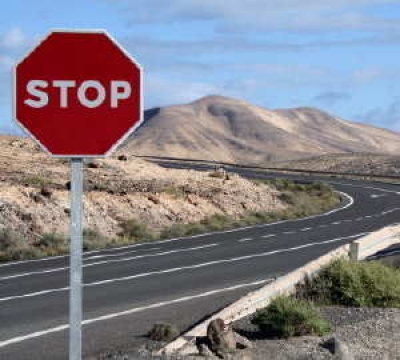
<box><xmin>0</xmin><ymin>136</ymin><xmax>283</xmax><ymax>242</ymax></box>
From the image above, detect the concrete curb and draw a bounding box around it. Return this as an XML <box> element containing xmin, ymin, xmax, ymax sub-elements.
<box><xmin>160</xmin><ymin>225</ymin><xmax>400</xmax><ymax>356</ymax></box>
<box><xmin>350</xmin><ymin>224</ymin><xmax>400</xmax><ymax>260</ymax></box>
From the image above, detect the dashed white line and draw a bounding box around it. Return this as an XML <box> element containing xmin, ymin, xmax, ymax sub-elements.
<box><xmin>300</xmin><ymin>227</ymin><xmax>312</xmax><ymax>232</ymax></box>
<box><xmin>0</xmin><ymin>191</ymin><xmax>355</xmax><ymax>269</ymax></box>
<box><xmin>238</xmin><ymin>238</ymin><xmax>253</xmax><ymax>243</ymax></box>
<box><xmin>0</xmin><ymin>232</ymin><xmax>369</xmax><ymax>303</ymax></box>
<box><xmin>85</xmin><ymin>247</ymin><xmax>161</xmax><ymax>261</ymax></box>
<box><xmin>0</xmin><ymin>243</ymin><xmax>219</xmax><ymax>282</ymax></box>
<box><xmin>262</xmin><ymin>234</ymin><xmax>276</xmax><ymax>239</ymax></box>
<box><xmin>283</xmin><ymin>231</ymin><xmax>295</xmax><ymax>235</ymax></box>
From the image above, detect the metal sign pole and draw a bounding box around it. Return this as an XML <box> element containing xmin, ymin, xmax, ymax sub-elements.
<box><xmin>69</xmin><ymin>158</ymin><xmax>84</xmax><ymax>360</ymax></box>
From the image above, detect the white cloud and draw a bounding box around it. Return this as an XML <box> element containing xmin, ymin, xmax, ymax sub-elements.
<box><xmin>116</xmin><ymin>0</ymin><xmax>400</xmax><ymax>33</ymax></box>
<box><xmin>1</xmin><ymin>28</ymin><xmax>28</xmax><ymax>50</ymax></box>
<box><xmin>350</xmin><ymin>67</ymin><xmax>382</xmax><ymax>84</ymax></box>
<box><xmin>145</xmin><ymin>75</ymin><xmax>222</xmax><ymax>107</ymax></box>
<box><xmin>357</xmin><ymin>98</ymin><xmax>400</xmax><ymax>130</ymax></box>
<box><xmin>313</xmin><ymin>91</ymin><xmax>352</xmax><ymax>105</ymax></box>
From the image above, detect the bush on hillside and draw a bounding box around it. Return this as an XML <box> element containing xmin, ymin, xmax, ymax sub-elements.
<box><xmin>118</xmin><ymin>219</ymin><xmax>154</xmax><ymax>241</ymax></box>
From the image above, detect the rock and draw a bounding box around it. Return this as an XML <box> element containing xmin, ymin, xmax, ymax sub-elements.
<box><xmin>196</xmin><ymin>336</ymin><xmax>215</xmax><ymax>357</ymax></box>
<box><xmin>87</xmin><ymin>161</ymin><xmax>100</xmax><ymax>169</ymax></box>
<box><xmin>207</xmin><ymin>319</ymin><xmax>237</xmax><ymax>358</ymax></box>
<box><xmin>40</xmin><ymin>187</ymin><xmax>53</xmax><ymax>198</ymax></box>
<box><xmin>234</xmin><ymin>333</ymin><xmax>253</xmax><ymax>350</ymax></box>
<box><xmin>30</xmin><ymin>192</ymin><xmax>45</xmax><ymax>204</ymax></box>
<box><xmin>117</xmin><ymin>155</ymin><xmax>128</xmax><ymax>161</ymax></box>
<box><xmin>323</xmin><ymin>337</ymin><xmax>355</xmax><ymax>360</ymax></box>
<box><xmin>148</xmin><ymin>194</ymin><xmax>161</xmax><ymax>204</ymax></box>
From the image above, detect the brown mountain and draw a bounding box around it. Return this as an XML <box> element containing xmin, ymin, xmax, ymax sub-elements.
<box><xmin>125</xmin><ymin>95</ymin><xmax>400</xmax><ymax>164</ymax></box>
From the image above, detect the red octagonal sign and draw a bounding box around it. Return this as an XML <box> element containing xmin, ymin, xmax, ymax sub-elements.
<box><xmin>14</xmin><ymin>30</ymin><xmax>143</xmax><ymax>157</ymax></box>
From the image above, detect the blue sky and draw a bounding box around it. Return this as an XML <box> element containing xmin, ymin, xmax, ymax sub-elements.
<box><xmin>1</xmin><ymin>0</ymin><xmax>400</xmax><ymax>135</ymax></box>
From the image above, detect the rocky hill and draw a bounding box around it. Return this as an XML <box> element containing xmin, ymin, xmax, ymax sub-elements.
<box><xmin>0</xmin><ymin>136</ymin><xmax>283</xmax><ymax>243</ymax></box>
<box><xmin>272</xmin><ymin>153</ymin><xmax>400</xmax><ymax>177</ymax></box>
<box><xmin>125</xmin><ymin>95</ymin><xmax>400</xmax><ymax>164</ymax></box>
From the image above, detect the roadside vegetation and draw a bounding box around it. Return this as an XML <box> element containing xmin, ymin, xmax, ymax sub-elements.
<box><xmin>147</xmin><ymin>323</ymin><xmax>180</xmax><ymax>342</ymax></box>
<box><xmin>252</xmin><ymin>296</ymin><xmax>331</xmax><ymax>338</ymax></box>
<box><xmin>297</xmin><ymin>259</ymin><xmax>400</xmax><ymax>307</ymax></box>
<box><xmin>0</xmin><ymin>178</ymin><xmax>341</xmax><ymax>262</ymax></box>
<box><xmin>160</xmin><ymin>179</ymin><xmax>340</xmax><ymax>239</ymax></box>
<box><xmin>251</xmin><ymin>259</ymin><xmax>400</xmax><ymax>340</ymax></box>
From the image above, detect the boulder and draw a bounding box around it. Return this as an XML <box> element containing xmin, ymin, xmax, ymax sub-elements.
<box><xmin>323</xmin><ymin>336</ymin><xmax>355</xmax><ymax>360</ymax></box>
<box><xmin>203</xmin><ymin>319</ymin><xmax>252</xmax><ymax>359</ymax></box>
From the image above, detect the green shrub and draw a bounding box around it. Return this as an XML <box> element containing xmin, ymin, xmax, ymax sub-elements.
<box><xmin>200</xmin><ymin>213</ymin><xmax>231</xmax><ymax>230</ymax></box>
<box><xmin>118</xmin><ymin>219</ymin><xmax>154</xmax><ymax>241</ymax></box>
<box><xmin>83</xmin><ymin>229</ymin><xmax>111</xmax><ymax>250</ymax></box>
<box><xmin>298</xmin><ymin>259</ymin><xmax>400</xmax><ymax>307</ymax></box>
<box><xmin>147</xmin><ymin>323</ymin><xmax>179</xmax><ymax>342</ymax></box>
<box><xmin>2</xmin><ymin>246</ymin><xmax>44</xmax><ymax>261</ymax></box>
<box><xmin>159</xmin><ymin>224</ymin><xmax>187</xmax><ymax>239</ymax></box>
<box><xmin>22</xmin><ymin>175</ymin><xmax>50</xmax><ymax>187</ymax></box>
<box><xmin>36</xmin><ymin>233</ymin><xmax>67</xmax><ymax>249</ymax></box>
<box><xmin>161</xmin><ymin>186</ymin><xmax>186</xmax><ymax>199</ymax></box>
<box><xmin>0</xmin><ymin>228</ymin><xmax>25</xmax><ymax>251</ymax></box>
<box><xmin>252</xmin><ymin>296</ymin><xmax>331</xmax><ymax>338</ymax></box>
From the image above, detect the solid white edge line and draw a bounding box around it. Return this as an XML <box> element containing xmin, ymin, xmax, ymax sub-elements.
<box><xmin>0</xmin><ymin>232</ymin><xmax>369</xmax><ymax>303</ymax></box>
<box><xmin>0</xmin><ymin>243</ymin><xmax>219</xmax><ymax>281</ymax></box>
<box><xmin>0</xmin><ymin>278</ymin><xmax>273</xmax><ymax>349</ymax></box>
<box><xmin>0</xmin><ymin>190</ymin><xmax>355</xmax><ymax>269</ymax></box>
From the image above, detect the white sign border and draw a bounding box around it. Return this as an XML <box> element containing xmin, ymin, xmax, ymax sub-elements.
<box><xmin>12</xmin><ymin>29</ymin><xmax>144</xmax><ymax>159</ymax></box>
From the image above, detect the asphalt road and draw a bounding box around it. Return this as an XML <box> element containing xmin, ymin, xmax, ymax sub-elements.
<box><xmin>1</xmin><ymin>165</ymin><xmax>400</xmax><ymax>359</ymax></box>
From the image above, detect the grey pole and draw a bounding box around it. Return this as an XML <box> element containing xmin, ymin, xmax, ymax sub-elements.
<box><xmin>69</xmin><ymin>158</ymin><xmax>84</xmax><ymax>360</ymax></box>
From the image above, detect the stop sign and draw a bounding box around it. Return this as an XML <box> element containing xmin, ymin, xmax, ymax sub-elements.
<box><xmin>13</xmin><ymin>30</ymin><xmax>143</xmax><ymax>157</ymax></box>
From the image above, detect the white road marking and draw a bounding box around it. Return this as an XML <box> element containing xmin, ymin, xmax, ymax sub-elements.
<box><xmin>0</xmin><ymin>191</ymin><xmax>355</xmax><ymax>269</ymax></box>
<box><xmin>381</xmin><ymin>208</ymin><xmax>400</xmax><ymax>215</ymax></box>
<box><xmin>85</xmin><ymin>247</ymin><xmax>161</xmax><ymax>261</ymax></box>
<box><xmin>283</xmin><ymin>231</ymin><xmax>295</xmax><ymax>235</ymax></box>
<box><xmin>262</xmin><ymin>234</ymin><xmax>276</xmax><ymax>239</ymax></box>
<box><xmin>356</xmin><ymin>217</ymin><xmax>364</xmax><ymax>221</ymax></box>
<box><xmin>238</xmin><ymin>238</ymin><xmax>253</xmax><ymax>243</ymax></box>
<box><xmin>328</xmin><ymin>182</ymin><xmax>400</xmax><ymax>194</ymax></box>
<box><xmin>0</xmin><ymin>232</ymin><xmax>369</xmax><ymax>303</ymax></box>
<box><xmin>332</xmin><ymin>221</ymin><xmax>341</xmax><ymax>225</ymax></box>
<box><xmin>300</xmin><ymin>227</ymin><xmax>312</xmax><ymax>232</ymax></box>
<box><xmin>370</xmin><ymin>194</ymin><xmax>386</xmax><ymax>199</ymax></box>
<box><xmin>0</xmin><ymin>278</ymin><xmax>273</xmax><ymax>349</ymax></box>
<box><xmin>0</xmin><ymin>243</ymin><xmax>219</xmax><ymax>282</ymax></box>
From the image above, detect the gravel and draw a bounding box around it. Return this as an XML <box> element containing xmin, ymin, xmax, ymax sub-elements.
<box><xmin>90</xmin><ymin>306</ymin><xmax>400</xmax><ymax>359</ymax></box>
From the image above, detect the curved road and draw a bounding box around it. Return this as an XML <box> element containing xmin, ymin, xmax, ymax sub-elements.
<box><xmin>0</xmin><ymin>166</ymin><xmax>399</xmax><ymax>359</ymax></box>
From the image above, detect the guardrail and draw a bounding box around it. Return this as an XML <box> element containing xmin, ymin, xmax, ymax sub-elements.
<box><xmin>137</xmin><ymin>155</ymin><xmax>400</xmax><ymax>181</ymax></box>
<box><xmin>160</xmin><ymin>225</ymin><xmax>400</xmax><ymax>356</ymax></box>
<box><xmin>350</xmin><ymin>224</ymin><xmax>400</xmax><ymax>261</ymax></box>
